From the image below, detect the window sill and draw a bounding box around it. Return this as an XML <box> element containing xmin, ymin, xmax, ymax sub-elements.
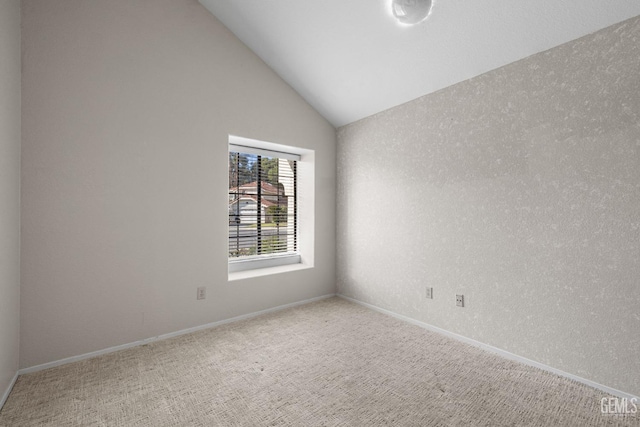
<box><xmin>228</xmin><ymin>262</ymin><xmax>312</xmax><ymax>281</ymax></box>
<box><xmin>229</xmin><ymin>253</ymin><xmax>301</xmax><ymax>273</ymax></box>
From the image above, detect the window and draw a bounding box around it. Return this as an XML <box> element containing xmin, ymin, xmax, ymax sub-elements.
<box><xmin>228</xmin><ymin>138</ymin><xmax>301</xmax><ymax>272</ymax></box>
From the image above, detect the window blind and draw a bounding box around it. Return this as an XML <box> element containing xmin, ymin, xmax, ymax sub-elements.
<box><xmin>228</xmin><ymin>148</ymin><xmax>297</xmax><ymax>259</ymax></box>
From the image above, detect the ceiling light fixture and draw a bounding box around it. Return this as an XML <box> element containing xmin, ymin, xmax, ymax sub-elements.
<box><xmin>391</xmin><ymin>0</ymin><xmax>433</xmax><ymax>25</ymax></box>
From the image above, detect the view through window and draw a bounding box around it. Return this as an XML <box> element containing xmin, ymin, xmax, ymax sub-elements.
<box><xmin>228</xmin><ymin>147</ymin><xmax>297</xmax><ymax>260</ymax></box>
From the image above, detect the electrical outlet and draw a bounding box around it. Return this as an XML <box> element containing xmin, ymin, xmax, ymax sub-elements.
<box><xmin>426</xmin><ymin>287</ymin><xmax>433</xmax><ymax>299</ymax></box>
<box><xmin>197</xmin><ymin>287</ymin><xmax>206</xmax><ymax>300</ymax></box>
<box><xmin>456</xmin><ymin>294</ymin><xmax>464</xmax><ymax>307</ymax></box>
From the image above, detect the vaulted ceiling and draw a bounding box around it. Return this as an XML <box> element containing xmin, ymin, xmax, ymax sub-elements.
<box><xmin>199</xmin><ymin>0</ymin><xmax>640</xmax><ymax>127</ymax></box>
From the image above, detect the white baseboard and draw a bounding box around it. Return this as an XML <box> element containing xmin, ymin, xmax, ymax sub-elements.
<box><xmin>19</xmin><ymin>293</ymin><xmax>336</xmax><ymax>376</ymax></box>
<box><xmin>338</xmin><ymin>294</ymin><xmax>638</xmax><ymax>400</ymax></box>
<box><xmin>0</xmin><ymin>371</ymin><xmax>19</xmax><ymax>411</ymax></box>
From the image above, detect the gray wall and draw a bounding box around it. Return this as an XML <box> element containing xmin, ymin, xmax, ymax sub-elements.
<box><xmin>337</xmin><ymin>16</ymin><xmax>640</xmax><ymax>396</ymax></box>
<box><xmin>21</xmin><ymin>0</ymin><xmax>336</xmax><ymax>368</ymax></box>
<box><xmin>0</xmin><ymin>0</ymin><xmax>21</xmax><ymax>400</ymax></box>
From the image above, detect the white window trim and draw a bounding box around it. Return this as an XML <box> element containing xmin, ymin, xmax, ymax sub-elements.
<box><xmin>229</xmin><ymin>143</ymin><xmax>301</xmax><ymax>162</ymax></box>
<box><xmin>227</xmin><ymin>135</ymin><xmax>314</xmax><ymax>279</ymax></box>
<box><xmin>228</xmin><ymin>253</ymin><xmax>301</xmax><ymax>273</ymax></box>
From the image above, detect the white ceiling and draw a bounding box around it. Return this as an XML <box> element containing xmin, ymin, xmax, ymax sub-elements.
<box><xmin>199</xmin><ymin>0</ymin><xmax>640</xmax><ymax>128</ymax></box>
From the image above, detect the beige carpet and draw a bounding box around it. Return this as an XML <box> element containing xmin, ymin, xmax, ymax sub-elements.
<box><xmin>0</xmin><ymin>297</ymin><xmax>637</xmax><ymax>426</ymax></box>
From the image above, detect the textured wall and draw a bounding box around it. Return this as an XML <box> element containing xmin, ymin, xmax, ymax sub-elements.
<box><xmin>337</xmin><ymin>16</ymin><xmax>640</xmax><ymax>396</ymax></box>
<box><xmin>0</xmin><ymin>0</ymin><xmax>21</xmax><ymax>402</ymax></box>
<box><xmin>21</xmin><ymin>0</ymin><xmax>336</xmax><ymax>368</ymax></box>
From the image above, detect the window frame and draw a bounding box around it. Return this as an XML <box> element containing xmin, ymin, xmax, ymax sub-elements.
<box><xmin>227</xmin><ymin>135</ymin><xmax>313</xmax><ymax>277</ymax></box>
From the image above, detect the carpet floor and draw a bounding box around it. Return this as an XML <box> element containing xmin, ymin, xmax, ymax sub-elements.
<box><xmin>0</xmin><ymin>297</ymin><xmax>636</xmax><ymax>426</ymax></box>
